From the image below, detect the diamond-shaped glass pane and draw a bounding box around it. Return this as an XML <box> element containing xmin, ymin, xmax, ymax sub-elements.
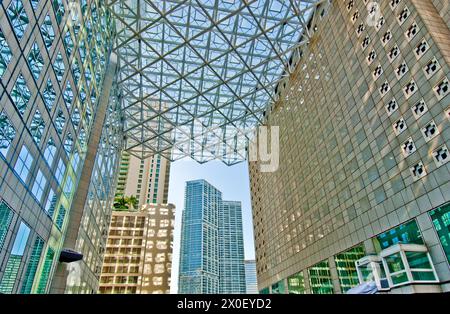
<box><xmin>7</xmin><ymin>0</ymin><xmax>29</xmax><ymax>40</ymax></box>
<box><xmin>0</xmin><ymin>27</ymin><xmax>13</xmax><ymax>78</ymax></box>
<box><xmin>30</xmin><ymin>110</ymin><xmax>45</xmax><ymax>145</ymax></box>
<box><xmin>11</xmin><ymin>74</ymin><xmax>31</xmax><ymax>115</ymax></box>
<box><xmin>0</xmin><ymin>111</ymin><xmax>16</xmax><ymax>157</ymax></box>
<box><xmin>41</xmin><ymin>14</ymin><xmax>55</xmax><ymax>50</ymax></box>
<box><xmin>28</xmin><ymin>42</ymin><xmax>44</xmax><ymax>80</ymax></box>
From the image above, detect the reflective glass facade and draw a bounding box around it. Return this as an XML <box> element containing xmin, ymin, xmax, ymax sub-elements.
<box><xmin>287</xmin><ymin>271</ymin><xmax>305</xmax><ymax>294</ymax></box>
<box><xmin>179</xmin><ymin>180</ymin><xmax>245</xmax><ymax>294</ymax></box>
<box><xmin>430</xmin><ymin>203</ymin><xmax>450</xmax><ymax>264</ymax></box>
<box><xmin>0</xmin><ymin>0</ymin><xmax>119</xmax><ymax>294</ymax></box>
<box><xmin>335</xmin><ymin>245</ymin><xmax>365</xmax><ymax>293</ymax></box>
<box><xmin>308</xmin><ymin>260</ymin><xmax>334</xmax><ymax>295</ymax></box>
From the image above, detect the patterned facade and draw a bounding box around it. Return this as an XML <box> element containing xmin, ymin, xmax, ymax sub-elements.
<box><xmin>0</xmin><ymin>0</ymin><xmax>119</xmax><ymax>293</ymax></box>
<box><xmin>98</xmin><ymin>203</ymin><xmax>175</xmax><ymax>294</ymax></box>
<box><xmin>250</xmin><ymin>0</ymin><xmax>450</xmax><ymax>294</ymax></box>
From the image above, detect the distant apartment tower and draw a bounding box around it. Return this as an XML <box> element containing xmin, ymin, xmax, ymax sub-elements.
<box><xmin>244</xmin><ymin>260</ymin><xmax>258</xmax><ymax>294</ymax></box>
<box><xmin>178</xmin><ymin>180</ymin><xmax>246</xmax><ymax>294</ymax></box>
<box><xmin>115</xmin><ymin>151</ymin><xmax>170</xmax><ymax>207</ymax></box>
<box><xmin>250</xmin><ymin>1</ymin><xmax>450</xmax><ymax>294</ymax></box>
<box><xmin>219</xmin><ymin>201</ymin><xmax>246</xmax><ymax>293</ymax></box>
<box><xmin>99</xmin><ymin>203</ymin><xmax>175</xmax><ymax>294</ymax></box>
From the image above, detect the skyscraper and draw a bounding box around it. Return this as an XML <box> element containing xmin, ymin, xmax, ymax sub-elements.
<box><xmin>219</xmin><ymin>201</ymin><xmax>246</xmax><ymax>294</ymax></box>
<box><xmin>99</xmin><ymin>203</ymin><xmax>175</xmax><ymax>294</ymax></box>
<box><xmin>178</xmin><ymin>180</ymin><xmax>246</xmax><ymax>294</ymax></box>
<box><xmin>0</xmin><ymin>0</ymin><xmax>121</xmax><ymax>294</ymax></box>
<box><xmin>244</xmin><ymin>260</ymin><xmax>258</xmax><ymax>294</ymax></box>
<box><xmin>115</xmin><ymin>152</ymin><xmax>170</xmax><ymax>207</ymax></box>
<box><xmin>250</xmin><ymin>0</ymin><xmax>450</xmax><ymax>294</ymax></box>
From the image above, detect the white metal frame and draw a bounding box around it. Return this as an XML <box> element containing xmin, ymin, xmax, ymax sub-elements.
<box><xmin>380</xmin><ymin>243</ymin><xmax>439</xmax><ymax>288</ymax></box>
<box><xmin>106</xmin><ymin>0</ymin><xmax>324</xmax><ymax>163</ymax></box>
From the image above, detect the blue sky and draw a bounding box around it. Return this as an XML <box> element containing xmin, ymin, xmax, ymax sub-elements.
<box><xmin>168</xmin><ymin>158</ymin><xmax>255</xmax><ymax>293</ymax></box>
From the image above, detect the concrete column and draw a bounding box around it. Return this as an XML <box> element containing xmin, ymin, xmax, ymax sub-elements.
<box><xmin>49</xmin><ymin>53</ymin><xmax>118</xmax><ymax>293</ymax></box>
<box><xmin>328</xmin><ymin>256</ymin><xmax>342</xmax><ymax>294</ymax></box>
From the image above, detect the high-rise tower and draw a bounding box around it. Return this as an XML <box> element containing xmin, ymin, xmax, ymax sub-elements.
<box><xmin>178</xmin><ymin>180</ymin><xmax>246</xmax><ymax>294</ymax></box>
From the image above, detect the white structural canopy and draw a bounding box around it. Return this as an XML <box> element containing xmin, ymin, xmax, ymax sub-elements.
<box><xmin>106</xmin><ymin>0</ymin><xmax>323</xmax><ymax>164</ymax></box>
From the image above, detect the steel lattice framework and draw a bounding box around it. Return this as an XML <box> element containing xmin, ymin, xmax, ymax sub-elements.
<box><xmin>106</xmin><ymin>0</ymin><xmax>323</xmax><ymax>164</ymax></box>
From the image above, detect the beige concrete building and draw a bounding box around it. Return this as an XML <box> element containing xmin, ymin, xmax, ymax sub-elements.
<box><xmin>98</xmin><ymin>203</ymin><xmax>175</xmax><ymax>294</ymax></box>
<box><xmin>250</xmin><ymin>0</ymin><xmax>450</xmax><ymax>294</ymax></box>
<box><xmin>115</xmin><ymin>151</ymin><xmax>170</xmax><ymax>207</ymax></box>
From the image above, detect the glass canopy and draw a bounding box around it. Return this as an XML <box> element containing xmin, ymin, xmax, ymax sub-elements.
<box><xmin>107</xmin><ymin>0</ymin><xmax>322</xmax><ymax>164</ymax></box>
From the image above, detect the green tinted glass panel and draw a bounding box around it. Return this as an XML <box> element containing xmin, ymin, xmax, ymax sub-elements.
<box><xmin>385</xmin><ymin>253</ymin><xmax>405</xmax><ymax>273</ymax></box>
<box><xmin>259</xmin><ymin>287</ymin><xmax>270</xmax><ymax>294</ymax></box>
<box><xmin>391</xmin><ymin>272</ymin><xmax>408</xmax><ymax>285</ymax></box>
<box><xmin>21</xmin><ymin>237</ymin><xmax>44</xmax><ymax>293</ymax></box>
<box><xmin>271</xmin><ymin>279</ymin><xmax>285</xmax><ymax>294</ymax></box>
<box><xmin>335</xmin><ymin>245</ymin><xmax>366</xmax><ymax>292</ymax></box>
<box><xmin>0</xmin><ymin>255</ymin><xmax>21</xmax><ymax>293</ymax></box>
<box><xmin>0</xmin><ymin>201</ymin><xmax>14</xmax><ymax>250</ymax></box>
<box><xmin>0</xmin><ymin>222</ymin><xmax>30</xmax><ymax>293</ymax></box>
<box><xmin>36</xmin><ymin>247</ymin><xmax>54</xmax><ymax>294</ymax></box>
<box><xmin>412</xmin><ymin>271</ymin><xmax>436</xmax><ymax>281</ymax></box>
<box><xmin>374</xmin><ymin>220</ymin><xmax>423</xmax><ymax>252</ymax></box>
<box><xmin>405</xmin><ymin>251</ymin><xmax>432</xmax><ymax>270</ymax></box>
<box><xmin>308</xmin><ymin>260</ymin><xmax>334</xmax><ymax>294</ymax></box>
<box><xmin>429</xmin><ymin>203</ymin><xmax>450</xmax><ymax>263</ymax></box>
<box><xmin>288</xmin><ymin>271</ymin><xmax>306</xmax><ymax>294</ymax></box>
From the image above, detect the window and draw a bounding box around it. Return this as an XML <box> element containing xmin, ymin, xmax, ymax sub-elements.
<box><xmin>54</xmin><ymin>109</ymin><xmax>65</xmax><ymax>134</ymax></box>
<box><xmin>381</xmin><ymin>244</ymin><xmax>438</xmax><ymax>286</ymax></box>
<box><xmin>63</xmin><ymin>82</ymin><xmax>73</xmax><ymax>109</ymax></box>
<box><xmin>31</xmin><ymin>170</ymin><xmax>47</xmax><ymax>202</ymax></box>
<box><xmin>412</xmin><ymin>99</ymin><xmax>427</xmax><ymax>119</ymax></box>
<box><xmin>43</xmin><ymin>138</ymin><xmax>56</xmax><ymax>166</ymax></box>
<box><xmin>401</xmin><ymin>138</ymin><xmax>416</xmax><ymax>157</ymax></box>
<box><xmin>385</xmin><ymin>99</ymin><xmax>398</xmax><ymax>116</ymax></box>
<box><xmin>421</xmin><ymin>120</ymin><xmax>439</xmax><ymax>142</ymax></box>
<box><xmin>21</xmin><ymin>236</ymin><xmax>45</xmax><ymax>294</ymax></box>
<box><xmin>308</xmin><ymin>260</ymin><xmax>334</xmax><ymax>294</ymax></box>
<box><xmin>432</xmin><ymin>145</ymin><xmax>449</xmax><ymax>168</ymax></box>
<box><xmin>27</xmin><ymin>42</ymin><xmax>44</xmax><ymax>79</ymax></box>
<box><xmin>0</xmin><ymin>27</ymin><xmax>13</xmax><ymax>78</ymax></box>
<box><xmin>36</xmin><ymin>247</ymin><xmax>55</xmax><ymax>293</ymax></box>
<box><xmin>424</xmin><ymin>58</ymin><xmax>440</xmax><ymax>78</ymax></box>
<box><xmin>287</xmin><ymin>271</ymin><xmax>306</xmax><ymax>294</ymax></box>
<box><xmin>335</xmin><ymin>245</ymin><xmax>365</xmax><ymax>293</ymax></box>
<box><xmin>63</xmin><ymin>177</ymin><xmax>73</xmax><ymax>198</ymax></box>
<box><xmin>410</xmin><ymin>162</ymin><xmax>426</xmax><ymax>181</ymax></box>
<box><xmin>405</xmin><ymin>22</ymin><xmax>418</xmax><ymax>41</ymax></box>
<box><xmin>43</xmin><ymin>79</ymin><xmax>56</xmax><ymax>111</ymax></box>
<box><xmin>63</xmin><ymin>30</ymin><xmax>74</xmax><ymax>56</ymax></box>
<box><xmin>30</xmin><ymin>110</ymin><xmax>45</xmax><ymax>145</ymax></box>
<box><xmin>44</xmin><ymin>189</ymin><xmax>57</xmax><ymax>217</ymax></box>
<box><xmin>7</xmin><ymin>0</ymin><xmax>29</xmax><ymax>40</ymax></box>
<box><xmin>55</xmin><ymin>158</ymin><xmax>66</xmax><ymax>184</ymax></box>
<box><xmin>14</xmin><ymin>145</ymin><xmax>34</xmax><ymax>182</ymax></box>
<box><xmin>430</xmin><ymin>203</ymin><xmax>450</xmax><ymax>264</ymax></box>
<box><xmin>55</xmin><ymin>205</ymin><xmax>66</xmax><ymax>229</ymax></box>
<box><xmin>0</xmin><ymin>111</ymin><xmax>16</xmax><ymax>157</ymax></box>
<box><xmin>41</xmin><ymin>14</ymin><xmax>55</xmax><ymax>49</ymax></box>
<box><xmin>64</xmin><ymin>133</ymin><xmax>73</xmax><ymax>154</ymax></box>
<box><xmin>393</xmin><ymin>118</ymin><xmax>407</xmax><ymax>135</ymax></box>
<box><xmin>53</xmin><ymin>52</ymin><xmax>65</xmax><ymax>82</ymax></box>
<box><xmin>0</xmin><ymin>201</ymin><xmax>14</xmax><ymax>251</ymax></box>
<box><xmin>11</xmin><ymin>74</ymin><xmax>31</xmax><ymax>115</ymax></box>
<box><xmin>434</xmin><ymin>77</ymin><xmax>449</xmax><ymax>100</ymax></box>
<box><xmin>373</xmin><ymin>220</ymin><xmax>423</xmax><ymax>252</ymax></box>
<box><xmin>415</xmin><ymin>39</ymin><xmax>429</xmax><ymax>58</ymax></box>
<box><xmin>0</xmin><ymin>222</ymin><xmax>30</xmax><ymax>293</ymax></box>
<box><xmin>52</xmin><ymin>0</ymin><xmax>66</xmax><ymax>24</ymax></box>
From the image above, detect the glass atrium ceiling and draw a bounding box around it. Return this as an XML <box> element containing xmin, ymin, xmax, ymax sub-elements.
<box><xmin>107</xmin><ymin>0</ymin><xmax>322</xmax><ymax>164</ymax></box>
